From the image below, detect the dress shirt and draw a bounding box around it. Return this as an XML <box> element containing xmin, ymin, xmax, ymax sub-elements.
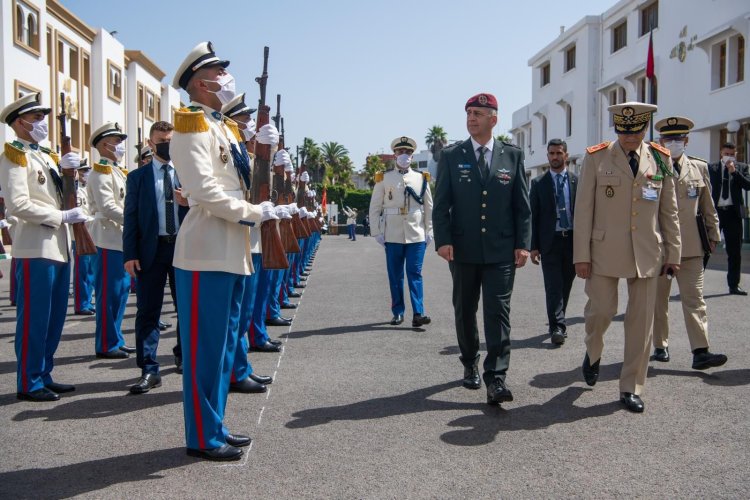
<box><xmin>152</xmin><ymin>157</ymin><xmax>180</xmax><ymax>235</ymax></box>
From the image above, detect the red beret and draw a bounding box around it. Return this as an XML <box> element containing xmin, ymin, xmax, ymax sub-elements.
<box><xmin>465</xmin><ymin>93</ymin><xmax>498</xmax><ymax>111</ymax></box>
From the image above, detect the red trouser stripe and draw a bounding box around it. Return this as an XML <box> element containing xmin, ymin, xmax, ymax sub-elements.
<box><xmin>21</xmin><ymin>260</ymin><xmax>30</xmax><ymax>393</ymax></box>
<box><xmin>190</xmin><ymin>272</ymin><xmax>205</xmax><ymax>449</ymax></box>
<box><xmin>248</xmin><ymin>321</ymin><xmax>256</xmax><ymax>347</ymax></box>
<box><xmin>101</xmin><ymin>249</ymin><xmax>108</xmax><ymax>352</ymax></box>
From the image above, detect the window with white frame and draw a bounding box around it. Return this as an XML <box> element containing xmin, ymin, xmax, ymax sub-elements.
<box><xmin>639</xmin><ymin>1</ymin><xmax>658</xmax><ymax>37</ymax></box>
<box><xmin>540</xmin><ymin>63</ymin><xmax>551</xmax><ymax>87</ymax></box>
<box><xmin>711</xmin><ymin>35</ymin><xmax>745</xmax><ymax>90</ymax></box>
<box><xmin>565</xmin><ymin>105</ymin><xmax>573</xmax><ymax>137</ymax></box>
<box><xmin>13</xmin><ymin>0</ymin><xmax>40</xmax><ymax>55</ymax></box>
<box><xmin>565</xmin><ymin>45</ymin><xmax>576</xmax><ymax>72</ymax></box>
<box><xmin>612</xmin><ymin>21</ymin><xmax>627</xmax><ymax>53</ymax></box>
<box><xmin>540</xmin><ymin>115</ymin><xmax>548</xmax><ymax>145</ymax></box>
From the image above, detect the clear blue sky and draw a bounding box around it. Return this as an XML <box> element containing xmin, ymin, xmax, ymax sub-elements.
<box><xmin>64</xmin><ymin>0</ymin><xmax>603</xmax><ymax>169</ymax></box>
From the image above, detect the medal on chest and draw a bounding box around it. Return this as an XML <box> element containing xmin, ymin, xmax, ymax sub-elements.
<box><xmin>119</xmin><ymin>187</ymin><xmax>125</xmax><ymax>199</ymax></box>
<box><xmin>37</xmin><ymin>170</ymin><xmax>46</xmax><ymax>185</ymax></box>
<box><xmin>388</xmin><ymin>187</ymin><xmax>393</xmax><ymax>200</ymax></box>
<box><xmin>605</xmin><ymin>185</ymin><xmax>614</xmax><ymax>198</ymax></box>
<box><xmin>219</xmin><ymin>145</ymin><xmax>229</xmax><ymax>163</ymax></box>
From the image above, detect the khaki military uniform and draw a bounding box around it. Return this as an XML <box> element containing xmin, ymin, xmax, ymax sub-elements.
<box><xmin>573</xmin><ymin>140</ymin><xmax>681</xmax><ymax>395</ymax></box>
<box><xmin>653</xmin><ymin>155</ymin><xmax>720</xmax><ymax>351</ymax></box>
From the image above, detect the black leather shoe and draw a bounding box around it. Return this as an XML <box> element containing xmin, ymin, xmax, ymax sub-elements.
<box><xmin>582</xmin><ymin>353</ymin><xmax>600</xmax><ymax>386</ymax></box>
<box><xmin>96</xmin><ymin>349</ymin><xmax>129</xmax><ymax>359</ymax></box>
<box><xmin>249</xmin><ymin>373</ymin><xmax>273</xmax><ymax>385</ymax></box>
<box><xmin>463</xmin><ymin>365</ymin><xmax>481</xmax><ymax>390</ymax></box>
<box><xmin>230</xmin><ymin>377</ymin><xmax>267</xmax><ymax>393</ymax></box>
<box><xmin>45</xmin><ymin>381</ymin><xmax>75</xmax><ymax>393</ymax></box>
<box><xmin>294</xmin><ymin>283</ymin><xmax>306</xmax><ymax>289</ymax></box>
<box><xmin>158</xmin><ymin>320</ymin><xmax>172</xmax><ymax>330</ymax></box>
<box><xmin>119</xmin><ymin>345</ymin><xmax>136</xmax><ymax>354</ymax></box>
<box><xmin>653</xmin><ymin>347</ymin><xmax>670</xmax><ymax>362</ymax></box>
<box><xmin>225</xmin><ymin>433</ymin><xmax>252</xmax><ymax>448</ymax></box>
<box><xmin>692</xmin><ymin>350</ymin><xmax>728</xmax><ymax>370</ymax></box>
<box><xmin>281</xmin><ymin>302</ymin><xmax>298</xmax><ymax>309</ymax></box>
<box><xmin>486</xmin><ymin>379</ymin><xmax>514</xmax><ymax>405</ymax></box>
<box><xmin>266</xmin><ymin>317</ymin><xmax>292</xmax><ymax>327</ymax></box>
<box><xmin>551</xmin><ymin>328</ymin><xmax>567</xmax><ymax>345</ymax></box>
<box><xmin>390</xmin><ymin>314</ymin><xmax>404</xmax><ymax>325</ymax></box>
<box><xmin>288</xmin><ymin>292</ymin><xmax>302</xmax><ymax>298</ymax></box>
<box><xmin>187</xmin><ymin>444</ymin><xmax>243</xmax><ymax>461</ymax></box>
<box><xmin>412</xmin><ymin>314</ymin><xmax>431</xmax><ymax>327</ymax></box>
<box><xmin>175</xmin><ymin>356</ymin><xmax>183</xmax><ymax>374</ymax></box>
<box><xmin>620</xmin><ymin>392</ymin><xmax>644</xmax><ymax>413</ymax></box>
<box><xmin>250</xmin><ymin>341</ymin><xmax>282</xmax><ymax>353</ymax></box>
<box><xmin>268</xmin><ymin>339</ymin><xmax>283</xmax><ymax>346</ymax></box>
<box><xmin>130</xmin><ymin>373</ymin><xmax>162</xmax><ymax>394</ymax></box>
<box><xmin>729</xmin><ymin>286</ymin><xmax>748</xmax><ymax>296</ymax></box>
<box><xmin>299</xmin><ymin>276</ymin><xmax>308</xmax><ymax>281</ymax></box>
<box><xmin>17</xmin><ymin>387</ymin><xmax>60</xmax><ymax>402</ymax></box>
<box><xmin>300</xmin><ymin>272</ymin><xmax>310</xmax><ymax>277</ymax></box>
<box><xmin>75</xmin><ymin>309</ymin><xmax>95</xmax><ymax>316</ymax></box>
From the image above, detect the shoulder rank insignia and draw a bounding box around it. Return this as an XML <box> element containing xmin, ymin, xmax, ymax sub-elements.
<box><xmin>501</xmin><ymin>140</ymin><xmax>520</xmax><ymax>150</ymax></box>
<box><xmin>422</xmin><ymin>171</ymin><xmax>431</xmax><ymax>182</ymax></box>
<box><xmin>174</xmin><ymin>107</ymin><xmax>209</xmax><ymax>134</ymax></box>
<box><xmin>93</xmin><ymin>162</ymin><xmax>112</xmax><ymax>175</ymax></box>
<box><xmin>688</xmin><ymin>155</ymin><xmax>708</xmax><ymax>164</ymax></box>
<box><xmin>586</xmin><ymin>142</ymin><xmax>610</xmax><ymax>155</ymax></box>
<box><xmin>374</xmin><ymin>171</ymin><xmax>384</xmax><ymax>183</ymax></box>
<box><xmin>4</xmin><ymin>141</ymin><xmax>28</xmax><ymax>167</ymax></box>
<box><xmin>223</xmin><ymin>118</ymin><xmax>243</xmax><ymax>143</ymax></box>
<box><xmin>39</xmin><ymin>146</ymin><xmax>60</xmax><ymax>165</ymax></box>
<box><xmin>650</xmin><ymin>142</ymin><xmax>671</xmax><ymax>157</ymax></box>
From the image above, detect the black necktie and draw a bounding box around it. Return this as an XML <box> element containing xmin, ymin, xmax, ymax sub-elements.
<box><xmin>556</xmin><ymin>174</ymin><xmax>570</xmax><ymax>229</ymax></box>
<box><xmin>628</xmin><ymin>151</ymin><xmax>639</xmax><ymax>177</ymax></box>
<box><xmin>673</xmin><ymin>160</ymin><xmax>680</xmax><ymax>176</ymax></box>
<box><xmin>477</xmin><ymin>146</ymin><xmax>489</xmax><ymax>182</ymax></box>
<box><xmin>721</xmin><ymin>164</ymin><xmax>730</xmax><ymax>200</ymax></box>
<box><xmin>162</xmin><ymin>165</ymin><xmax>176</xmax><ymax>235</ymax></box>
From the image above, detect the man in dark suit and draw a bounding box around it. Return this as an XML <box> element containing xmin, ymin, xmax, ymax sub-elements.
<box><xmin>123</xmin><ymin>121</ymin><xmax>186</xmax><ymax>394</ymax></box>
<box><xmin>433</xmin><ymin>93</ymin><xmax>531</xmax><ymax>406</ymax></box>
<box><xmin>530</xmin><ymin>139</ymin><xmax>577</xmax><ymax>346</ymax></box>
<box><xmin>708</xmin><ymin>142</ymin><xmax>750</xmax><ymax>295</ymax></box>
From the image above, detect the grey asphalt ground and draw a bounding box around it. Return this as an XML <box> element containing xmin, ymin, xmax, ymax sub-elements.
<box><xmin>0</xmin><ymin>236</ymin><xmax>748</xmax><ymax>499</ymax></box>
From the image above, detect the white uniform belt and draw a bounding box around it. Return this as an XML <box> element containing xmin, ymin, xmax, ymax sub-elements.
<box><xmin>93</xmin><ymin>213</ymin><xmax>108</xmax><ymax>220</ymax></box>
<box><xmin>188</xmin><ymin>189</ymin><xmax>243</xmax><ymax>207</ymax></box>
<box><xmin>382</xmin><ymin>207</ymin><xmax>422</xmax><ymax>215</ymax></box>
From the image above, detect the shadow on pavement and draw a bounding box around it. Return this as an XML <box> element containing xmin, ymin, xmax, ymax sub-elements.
<box><xmin>530</xmin><ymin>362</ymin><xmax>624</xmax><ymax>388</ymax></box>
<box><xmin>0</xmin><ymin>447</ymin><xmax>191</xmax><ymax>499</ymax></box>
<box><xmin>441</xmin><ymin>387</ymin><xmax>620</xmax><ymax>446</ymax></box>
<box><xmin>12</xmin><ymin>390</ymin><xmax>183</xmax><ymax>422</ymax></box>
<box><xmin>286</xmin><ymin>322</ymin><xmax>418</xmax><ymax>339</ymax></box>
<box><xmin>648</xmin><ymin>367</ymin><xmax>750</xmax><ymax>386</ymax></box>
<box><xmin>0</xmin><ymin>355</ymin><xmax>91</xmax><ymax>376</ymax></box>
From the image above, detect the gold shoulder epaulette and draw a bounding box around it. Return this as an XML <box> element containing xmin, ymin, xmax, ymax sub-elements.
<box><xmin>39</xmin><ymin>146</ymin><xmax>60</xmax><ymax>165</ymax></box>
<box><xmin>422</xmin><ymin>171</ymin><xmax>431</xmax><ymax>182</ymax></box>
<box><xmin>93</xmin><ymin>162</ymin><xmax>112</xmax><ymax>174</ymax></box>
<box><xmin>119</xmin><ymin>168</ymin><xmax>128</xmax><ymax>176</ymax></box>
<box><xmin>650</xmin><ymin>141</ymin><xmax>671</xmax><ymax>157</ymax></box>
<box><xmin>374</xmin><ymin>171</ymin><xmax>384</xmax><ymax>183</ymax></box>
<box><xmin>174</xmin><ymin>107</ymin><xmax>209</xmax><ymax>134</ymax></box>
<box><xmin>4</xmin><ymin>141</ymin><xmax>27</xmax><ymax>167</ymax></box>
<box><xmin>586</xmin><ymin>141</ymin><xmax>610</xmax><ymax>155</ymax></box>
<box><xmin>223</xmin><ymin>118</ymin><xmax>243</xmax><ymax>143</ymax></box>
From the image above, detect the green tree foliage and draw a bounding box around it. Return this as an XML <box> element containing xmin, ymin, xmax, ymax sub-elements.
<box><xmin>425</xmin><ymin>125</ymin><xmax>448</xmax><ymax>162</ymax></box>
<box><xmin>496</xmin><ymin>133</ymin><xmax>514</xmax><ymax>144</ymax></box>
<box><xmin>320</xmin><ymin>141</ymin><xmax>351</xmax><ymax>187</ymax></box>
<box><xmin>363</xmin><ymin>155</ymin><xmax>386</xmax><ymax>188</ymax></box>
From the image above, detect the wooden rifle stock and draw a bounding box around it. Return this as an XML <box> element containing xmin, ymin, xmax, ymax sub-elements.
<box><xmin>0</xmin><ymin>198</ymin><xmax>12</xmax><ymax>246</ymax></box>
<box><xmin>58</xmin><ymin>92</ymin><xmax>96</xmax><ymax>256</ymax></box>
<box><xmin>253</xmin><ymin>48</ymin><xmax>288</xmax><ymax>270</ymax></box>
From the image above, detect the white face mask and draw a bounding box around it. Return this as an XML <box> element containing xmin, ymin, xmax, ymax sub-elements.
<box><xmin>239</xmin><ymin>119</ymin><xmax>256</xmax><ymax>141</ymax></box>
<box><xmin>80</xmin><ymin>170</ymin><xmax>90</xmax><ymax>183</ymax></box>
<box><xmin>722</xmin><ymin>155</ymin><xmax>736</xmax><ymax>164</ymax></box>
<box><xmin>204</xmin><ymin>73</ymin><xmax>236</xmax><ymax>105</ymax></box>
<box><xmin>665</xmin><ymin>140</ymin><xmax>685</xmax><ymax>159</ymax></box>
<box><xmin>396</xmin><ymin>154</ymin><xmax>412</xmax><ymax>169</ymax></box>
<box><xmin>107</xmin><ymin>142</ymin><xmax>126</xmax><ymax>161</ymax></box>
<box><xmin>22</xmin><ymin>118</ymin><xmax>48</xmax><ymax>143</ymax></box>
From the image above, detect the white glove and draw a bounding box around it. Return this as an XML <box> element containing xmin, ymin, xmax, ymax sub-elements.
<box><xmin>256</xmin><ymin>124</ymin><xmax>279</xmax><ymax>146</ymax></box>
<box><xmin>425</xmin><ymin>233</ymin><xmax>433</xmax><ymax>245</ymax></box>
<box><xmin>287</xmin><ymin>203</ymin><xmax>299</xmax><ymax>215</ymax></box>
<box><xmin>300</xmin><ymin>171</ymin><xmax>310</xmax><ymax>183</ymax></box>
<box><xmin>375</xmin><ymin>234</ymin><xmax>385</xmax><ymax>246</ymax></box>
<box><xmin>0</xmin><ymin>220</ymin><xmax>10</xmax><ymax>230</ymax></box>
<box><xmin>60</xmin><ymin>152</ymin><xmax>81</xmax><ymax>169</ymax></box>
<box><xmin>318</xmin><ymin>217</ymin><xmax>324</xmax><ymax>223</ymax></box>
<box><xmin>275</xmin><ymin>205</ymin><xmax>292</xmax><ymax>219</ymax></box>
<box><xmin>291</xmin><ymin>173</ymin><xmax>296</xmax><ymax>182</ymax></box>
<box><xmin>284</xmin><ymin>161</ymin><xmax>293</xmax><ymax>173</ymax></box>
<box><xmin>299</xmin><ymin>207</ymin><xmax>309</xmax><ymax>218</ymax></box>
<box><xmin>61</xmin><ymin>207</ymin><xmax>88</xmax><ymax>224</ymax></box>
<box><xmin>274</xmin><ymin>149</ymin><xmax>291</xmax><ymax>167</ymax></box>
<box><xmin>260</xmin><ymin>201</ymin><xmax>279</xmax><ymax>222</ymax></box>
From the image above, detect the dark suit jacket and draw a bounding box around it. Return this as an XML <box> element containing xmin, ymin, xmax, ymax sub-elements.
<box><xmin>123</xmin><ymin>161</ymin><xmax>188</xmax><ymax>271</ymax></box>
<box><xmin>433</xmin><ymin>138</ymin><xmax>531</xmax><ymax>264</ymax></box>
<box><xmin>530</xmin><ymin>170</ymin><xmax>578</xmax><ymax>254</ymax></box>
<box><xmin>708</xmin><ymin>160</ymin><xmax>750</xmax><ymax>218</ymax></box>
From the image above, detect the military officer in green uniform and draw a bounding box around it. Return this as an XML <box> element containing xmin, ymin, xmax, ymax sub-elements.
<box><xmin>433</xmin><ymin>93</ymin><xmax>531</xmax><ymax>406</ymax></box>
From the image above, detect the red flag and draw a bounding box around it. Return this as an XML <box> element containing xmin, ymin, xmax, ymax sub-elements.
<box><xmin>321</xmin><ymin>187</ymin><xmax>327</xmax><ymax>215</ymax></box>
<box><xmin>646</xmin><ymin>30</ymin><xmax>655</xmax><ymax>79</ymax></box>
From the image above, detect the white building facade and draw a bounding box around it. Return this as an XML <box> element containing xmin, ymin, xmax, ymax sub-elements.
<box><xmin>1</xmin><ymin>0</ymin><xmax>181</xmax><ymax>168</ymax></box>
<box><xmin>512</xmin><ymin>0</ymin><xmax>750</xmax><ymax>178</ymax></box>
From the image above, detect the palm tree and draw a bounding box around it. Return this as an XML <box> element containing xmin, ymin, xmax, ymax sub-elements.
<box><xmin>320</xmin><ymin>141</ymin><xmax>350</xmax><ymax>186</ymax></box>
<box><xmin>300</xmin><ymin>137</ymin><xmax>322</xmax><ymax>182</ymax></box>
<box><xmin>363</xmin><ymin>154</ymin><xmax>386</xmax><ymax>188</ymax></box>
<box><xmin>425</xmin><ymin>125</ymin><xmax>448</xmax><ymax>163</ymax></box>
<box><xmin>496</xmin><ymin>133</ymin><xmax>513</xmax><ymax>144</ymax></box>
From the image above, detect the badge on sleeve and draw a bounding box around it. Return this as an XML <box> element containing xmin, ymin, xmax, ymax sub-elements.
<box><xmin>37</xmin><ymin>170</ymin><xmax>46</xmax><ymax>185</ymax></box>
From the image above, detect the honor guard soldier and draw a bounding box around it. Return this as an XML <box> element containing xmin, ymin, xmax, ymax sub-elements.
<box><xmin>73</xmin><ymin>162</ymin><xmax>96</xmax><ymax>315</ymax></box>
<box><xmin>171</xmin><ymin>42</ymin><xmax>278</xmax><ymax>461</ymax></box>
<box><xmin>0</xmin><ymin>92</ymin><xmax>88</xmax><ymax>401</ymax></box>
<box><xmin>88</xmin><ymin>122</ymin><xmax>134</xmax><ymax>359</ymax></box>
<box><xmin>369</xmin><ymin>136</ymin><xmax>433</xmax><ymax>327</ymax></box>
<box><xmin>652</xmin><ymin>117</ymin><xmax>727</xmax><ymax>370</ymax></box>
<box><xmin>573</xmin><ymin>102</ymin><xmax>681</xmax><ymax>413</ymax></box>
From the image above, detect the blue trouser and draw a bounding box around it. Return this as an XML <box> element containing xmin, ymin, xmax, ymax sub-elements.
<box><xmin>249</xmin><ymin>259</ymin><xmax>272</xmax><ymax>347</ymax></box>
<box><xmin>232</xmin><ymin>253</ymin><xmax>261</xmax><ymax>382</ymax></box>
<box><xmin>94</xmin><ymin>247</ymin><xmax>130</xmax><ymax>354</ymax></box>
<box><xmin>267</xmin><ymin>267</ymin><xmax>285</xmax><ymax>320</ymax></box>
<box><xmin>348</xmin><ymin>223</ymin><xmax>356</xmax><ymax>240</ymax></box>
<box><xmin>296</xmin><ymin>238</ymin><xmax>308</xmax><ymax>279</ymax></box>
<box><xmin>176</xmin><ymin>268</ymin><xmax>244</xmax><ymax>450</ymax></box>
<box><xmin>72</xmin><ymin>241</ymin><xmax>96</xmax><ymax>313</ymax></box>
<box><xmin>9</xmin><ymin>257</ymin><xmax>17</xmax><ymax>305</ymax></box>
<box><xmin>280</xmin><ymin>253</ymin><xmax>296</xmax><ymax>303</ymax></box>
<box><xmin>135</xmin><ymin>241</ymin><xmax>179</xmax><ymax>376</ymax></box>
<box><xmin>385</xmin><ymin>242</ymin><xmax>426</xmax><ymax>316</ymax></box>
<box><xmin>15</xmin><ymin>258</ymin><xmax>70</xmax><ymax>393</ymax></box>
